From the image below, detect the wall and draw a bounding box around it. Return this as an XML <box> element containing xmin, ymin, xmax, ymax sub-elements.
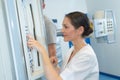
<box><xmin>44</xmin><ymin>0</ymin><xmax>87</xmax><ymax>28</ymax></box>
<box><xmin>0</xmin><ymin>0</ymin><xmax>28</xmax><ymax>80</ymax></box>
<box><xmin>86</xmin><ymin>0</ymin><xmax>120</xmax><ymax>76</ymax></box>
<box><xmin>0</xmin><ymin>0</ymin><xmax>15</xmax><ymax>79</ymax></box>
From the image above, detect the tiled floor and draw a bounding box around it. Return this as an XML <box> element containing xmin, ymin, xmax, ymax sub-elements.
<box><xmin>100</xmin><ymin>74</ymin><xmax>119</xmax><ymax>80</ymax></box>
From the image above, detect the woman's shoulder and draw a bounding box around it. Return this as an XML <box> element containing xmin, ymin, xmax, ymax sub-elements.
<box><xmin>75</xmin><ymin>44</ymin><xmax>96</xmax><ymax>58</ymax></box>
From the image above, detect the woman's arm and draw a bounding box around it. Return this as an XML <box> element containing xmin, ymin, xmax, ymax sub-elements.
<box><xmin>40</xmin><ymin>49</ymin><xmax>61</xmax><ymax>80</ymax></box>
<box><xmin>27</xmin><ymin>37</ymin><xmax>62</xmax><ymax>80</ymax></box>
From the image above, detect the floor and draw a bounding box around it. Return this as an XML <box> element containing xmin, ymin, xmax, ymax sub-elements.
<box><xmin>100</xmin><ymin>74</ymin><xmax>120</xmax><ymax>80</ymax></box>
<box><xmin>37</xmin><ymin>74</ymin><xmax>120</xmax><ymax>80</ymax></box>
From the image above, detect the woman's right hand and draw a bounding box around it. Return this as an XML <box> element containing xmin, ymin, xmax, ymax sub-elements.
<box><xmin>27</xmin><ymin>35</ymin><xmax>46</xmax><ymax>53</ymax></box>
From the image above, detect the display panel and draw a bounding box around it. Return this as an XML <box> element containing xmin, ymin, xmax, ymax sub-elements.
<box><xmin>16</xmin><ymin>0</ymin><xmax>47</xmax><ymax>79</ymax></box>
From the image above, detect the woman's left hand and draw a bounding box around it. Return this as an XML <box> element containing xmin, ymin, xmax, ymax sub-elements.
<box><xmin>50</xmin><ymin>56</ymin><xmax>58</xmax><ymax>67</ymax></box>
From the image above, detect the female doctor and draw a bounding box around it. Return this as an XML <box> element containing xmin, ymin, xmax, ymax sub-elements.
<box><xmin>27</xmin><ymin>11</ymin><xmax>99</xmax><ymax>80</ymax></box>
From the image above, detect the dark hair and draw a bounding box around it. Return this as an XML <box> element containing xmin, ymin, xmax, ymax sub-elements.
<box><xmin>65</xmin><ymin>11</ymin><xmax>93</xmax><ymax>37</ymax></box>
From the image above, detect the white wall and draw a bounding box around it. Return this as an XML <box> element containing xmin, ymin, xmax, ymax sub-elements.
<box><xmin>86</xmin><ymin>0</ymin><xmax>120</xmax><ymax>76</ymax></box>
<box><xmin>44</xmin><ymin>0</ymin><xmax>87</xmax><ymax>27</ymax></box>
<box><xmin>0</xmin><ymin>0</ymin><xmax>15</xmax><ymax>79</ymax></box>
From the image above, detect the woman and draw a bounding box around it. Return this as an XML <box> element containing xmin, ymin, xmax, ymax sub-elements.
<box><xmin>28</xmin><ymin>12</ymin><xmax>99</xmax><ymax>80</ymax></box>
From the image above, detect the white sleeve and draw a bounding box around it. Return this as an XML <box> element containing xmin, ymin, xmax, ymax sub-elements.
<box><xmin>60</xmin><ymin>52</ymin><xmax>93</xmax><ymax>80</ymax></box>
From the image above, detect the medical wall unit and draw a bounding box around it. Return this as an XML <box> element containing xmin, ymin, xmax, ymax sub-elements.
<box><xmin>0</xmin><ymin>0</ymin><xmax>47</xmax><ymax>80</ymax></box>
<box><xmin>93</xmin><ymin>10</ymin><xmax>116</xmax><ymax>44</ymax></box>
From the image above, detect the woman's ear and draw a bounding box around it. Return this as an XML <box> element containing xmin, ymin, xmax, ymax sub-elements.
<box><xmin>76</xmin><ymin>26</ymin><xmax>84</xmax><ymax>36</ymax></box>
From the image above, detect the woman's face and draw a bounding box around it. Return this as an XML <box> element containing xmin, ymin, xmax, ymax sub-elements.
<box><xmin>62</xmin><ymin>17</ymin><xmax>83</xmax><ymax>42</ymax></box>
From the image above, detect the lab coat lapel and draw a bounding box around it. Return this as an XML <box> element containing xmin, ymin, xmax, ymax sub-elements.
<box><xmin>62</xmin><ymin>47</ymin><xmax>74</xmax><ymax>70</ymax></box>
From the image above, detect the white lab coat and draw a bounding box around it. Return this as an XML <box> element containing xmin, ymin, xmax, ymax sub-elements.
<box><xmin>60</xmin><ymin>44</ymin><xmax>99</xmax><ymax>80</ymax></box>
